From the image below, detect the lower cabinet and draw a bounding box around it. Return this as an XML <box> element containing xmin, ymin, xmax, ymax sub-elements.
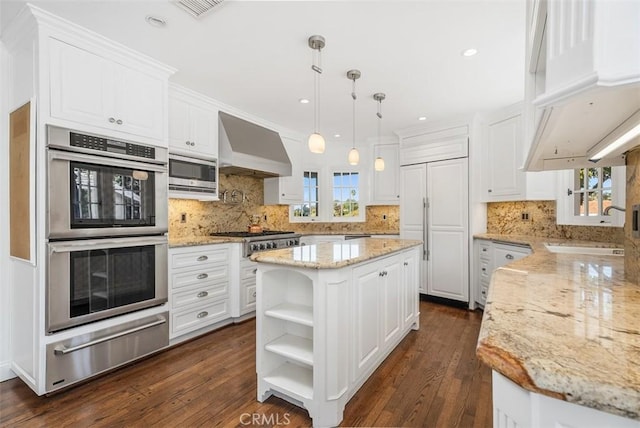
<box><xmin>474</xmin><ymin>239</ymin><xmax>531</xmax><ymax>307</ymax></box>
<box><xmin>169</xmin><ymin>244</ymin><xmax>231</xmax><ymax>340</ymax></box>
<box><xmin>256</xmin><ymin>246</ymin><xmax>420</xmax><ymax>427</ymax></box>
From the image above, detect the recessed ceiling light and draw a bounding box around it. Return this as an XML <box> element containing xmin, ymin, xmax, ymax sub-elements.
<box><xmin>145</xmin><ymin>15</ymin><xmax>166</xmax><ymax>27</ymax></box>
<box><xmin>334</xmin><ymin>134</ymin><xmax>341</xmax><ymax>138</ymax></box>
<box><xmin>299</xmin><ymin>98</ymin><xmax>310</xmax><ymax>104</ymax></box>
<box><xmin>462</xmin><ymin>48</ymin><xmax>478</xmax><ymax>57</ymax></box>
<box><xmin>418</xmin><ymin>116</ymin><xmax>427</xmax><ymax>121</ymax></box>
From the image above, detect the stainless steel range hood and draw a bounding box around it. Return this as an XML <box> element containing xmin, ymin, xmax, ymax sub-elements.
<box><xmin>218</xmin><ymin>111</ymin><xmax>292</xmax><ymax>178</ymax></box>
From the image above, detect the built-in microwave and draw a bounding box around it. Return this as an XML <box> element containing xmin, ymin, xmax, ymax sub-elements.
<box><xmin>168</xmin><ymin>154</ymin><xmax>217</xmax><ymax>197</ymax></box>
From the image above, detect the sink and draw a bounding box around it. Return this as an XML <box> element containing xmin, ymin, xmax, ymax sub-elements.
<box><xmin>544</xmin><ymin>244</ymin><xmax>624</xmax><ymax>256</ymax></box>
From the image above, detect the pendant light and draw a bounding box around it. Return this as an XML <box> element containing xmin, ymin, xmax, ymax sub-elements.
<box><xmin>374</xmin><ymin>92</ymin><xmax>386</xmax><ymax>171</ymax></box>
<box><xmin>308</xmin><ymin>35</ymin><xmax>326</xmax><ymax>154</ymax></box>
<box><xmin>347</xmin><ymin>69</ymin><xmax>361</xmax><ymax>165</ymax></box>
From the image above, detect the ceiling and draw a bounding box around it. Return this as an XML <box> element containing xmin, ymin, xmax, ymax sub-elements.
<box><xmin>1</xmin><ymin>0</ymin><xmax>526</xmax><ymax>144</ymax></box>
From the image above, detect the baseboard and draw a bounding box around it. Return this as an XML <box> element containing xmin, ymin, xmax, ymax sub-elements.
<box><xmin>0</xmin><ymin>360</ymin><xmax>16</xmax><ymax>382</ymax></box>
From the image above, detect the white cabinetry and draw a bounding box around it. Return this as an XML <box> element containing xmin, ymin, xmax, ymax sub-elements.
<box><xmin>371</xmin><ymin>143</ymin><xmax>400</xmax><ymax>205</ymax></box>
<box><xmin>474</xmin><ymin>239</ymin><xmax>531</xmax><ymax>307</ymax></box>
<box><xmin>169</xmin><ymin>245</ymin><xmax>231</xmax><ymax>341</ymax></box>
<box><xmin>263</xmin><ymin>136</ymin><xmax>303</xmax><ymax>204</ymax></box>
<box><xmin>256</xmin><ymin>245</ymin><xmax>420</xmax><ymax>427</ymax></box>
<box><xmin>48</xmin><ymin>38</ymin><xmax>169</xmax><ymax>144</ymax></box>
<box><xmin>493</xmin><ymin>371</ymin><xmax>640</xmax><ymax>428</ymax></box>
<box><xmin>168</xmin><ymin>85</ymin><xmax>218</xmax><ymax>160</ymax></box>
<box><xmin>482</xmin><ymin>103</ymin><xmax>556</xmax><ymax>202</ymax></box>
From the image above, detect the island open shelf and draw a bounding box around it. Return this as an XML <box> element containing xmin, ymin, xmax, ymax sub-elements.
<box><xmin>253</xmin><ymin>238</ymin><xmax>422</xmax><ymax>427</ymax></box>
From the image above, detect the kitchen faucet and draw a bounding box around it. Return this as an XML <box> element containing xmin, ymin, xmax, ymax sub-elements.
<box><xmin>604</xmin><ymin>205</ymin><xmax>625</xmax><ymax>215</ymax></box>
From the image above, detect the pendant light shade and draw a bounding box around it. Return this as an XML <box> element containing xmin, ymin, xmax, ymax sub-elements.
<box><xmin>348</xmin><ymin>148</ymin><xmax>360</xmax><ymax>165</ymax></box>
<box><xmin>308</xmin><ymin>35</ymin><xmax>326</xmax><ymax>154</ymax></box>
<box><xmin>374</xmin><ymin>92</ymin><xmax>386</xmax><ymax>172</ymax></box>
<box><xmin>347</xmin><ymin>69</ymin><xmax>361</xmax><ymax>165</ymax></box>
<box><xmin>309</xmin><ymin>133</ymin><xmax>325</xmax><ymax>154</ymax></box>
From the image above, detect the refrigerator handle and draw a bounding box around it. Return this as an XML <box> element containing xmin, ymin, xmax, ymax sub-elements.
<box><xmin>423</xmin><ymin>197</ymin><xmax>429</xmax><ymax>261</ymax></box>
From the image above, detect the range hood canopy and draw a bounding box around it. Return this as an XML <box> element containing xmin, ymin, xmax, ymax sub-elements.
<box><xmin>218</xmin><ymin>111</ymin><xmax>292</xmax><ymax>178</ymax></box>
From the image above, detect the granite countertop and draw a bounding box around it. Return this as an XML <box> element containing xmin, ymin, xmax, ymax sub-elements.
<box><xmin>474</xmin><ymin>234</ymin><xmax>640</xmax><ymax>420</ymax></box>
<box><xmin>250</xmin><ymin>237</ymin><xmax>422</xmax><ymax>269</ymax></box>
<box><xmin>168</xmin><ymin>236</ymin><xmax>245</xmax><ymax>248</ymax></box>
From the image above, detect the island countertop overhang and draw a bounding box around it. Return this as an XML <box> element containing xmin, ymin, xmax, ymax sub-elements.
<box><xmin>250</xmin><ymin>238</ymin><xmax>422</xmax><ymax>269</ymax></box>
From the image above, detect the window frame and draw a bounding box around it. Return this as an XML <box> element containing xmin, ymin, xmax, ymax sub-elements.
<box><xmin>556</xmin><ymin>166</ymin><xmax>625</xmax><ymax>227</ymax></box>
<box><xmin>290</xmin><ymin>170</ymin><xmax>320</xmax><ymax>222</ymax></box>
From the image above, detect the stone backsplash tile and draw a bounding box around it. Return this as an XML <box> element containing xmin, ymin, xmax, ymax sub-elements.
<box><xmin>487</xmin><ymin>200</ymin><xmax>625</xmax><ymax>243</ymax></box>
<box><xmin>169</xmin><ymin>173</ymin><xmax>399</xmax><ymax>239</ymax></box>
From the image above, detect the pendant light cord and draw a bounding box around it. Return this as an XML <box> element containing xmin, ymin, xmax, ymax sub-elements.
<box><xmin>352</xmin><ymin>79</ymin><xmax>356</xmax><ymax>149</ymax></box>
<box><xmin>312</xmin><ymin>48</ymin><xmax>322</xmax><ymax>134</ymax></box>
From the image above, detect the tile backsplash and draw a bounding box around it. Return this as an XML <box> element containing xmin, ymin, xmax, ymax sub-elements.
<box><xmin>486</xmin><ymin>200</ymin><xmax>625</xmax><ymax>243</ymax></box>
<box><xmin>169</xmin><ymin>174</ymin><xmax>399</xmax><ymax>239</ymax></box>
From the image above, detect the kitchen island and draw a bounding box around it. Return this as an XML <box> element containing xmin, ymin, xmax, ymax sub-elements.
<box><xmin>475</xmin><ymin>234</ymin><xmax>640</xmax><ymax>427</ymax></box>
<box><xmin>251</xmin><ymin>238</ymin><xmax>422</xmax><ymax>427</ymax></box>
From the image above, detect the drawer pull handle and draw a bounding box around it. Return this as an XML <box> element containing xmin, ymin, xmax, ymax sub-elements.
<box><xmin>108</xmin><ymin>117</ymin><xmax>116</xmax><ymax>123</ymax></box>
<box><xmin>197</xmin><ymin>255</ymin><xmax>208</xmax><ymax>262</ymax></box>
<box><xmin>252</xmin><ymin>269</ymin><xmax>257</xmax><ymax>275</ymax></box>
<box><xmin>482</xmin><ymin>248</ymin><xmax>487</xmax><ymax>252</ymax></box>
<box><xmin>403</xmin><ymin>262</ymin><xmax>409</xmax><ymax>266</ymax></box>
<box><xmin>197</xmin><ymin>273</ymin><xmax>208</xmax><ymax>280</ymax></box>
<box><xmin>116</xmin><ymin>119</ymin><xmax>123</xmax><ymax>125</ymax></box>
<box><xmin>197</xmin><ymin>311</ymin><xmax>208</xmax><ymax>319</ymax></box>
<box><xmin>197</xmin><ymin>291</ymin><xmax>208</xmax><ymax>298</ymax></box>
<box><xmin>482</xmin><ymin>268</ymin><xmax>486</xmax><ymax>272</ymax></box>
<box><xmin>252</xmin><ymin>291</ymin><xmax>257</xmax><ymax>298</ymax></box>
<box><xmin>53</xmin><ymin>317</ymin><xmax>166</xmax><ymax>355</ymax></box>
<box><xmin>505</xmin><ymin>254</ymin><xmax>514</xmax><ymax>260</ymax></box>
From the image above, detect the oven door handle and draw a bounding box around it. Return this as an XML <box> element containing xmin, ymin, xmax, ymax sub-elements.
<box><xmin>49</xmin><ymin>236</ymin><xmax>168</xmax><ymax>253</ymax></box>
<box><xmin>48</xmin><ymin>149</ymin><xmax>167</xmax><ymax>173</ymax></box>
<box><xmin>53</xmin><ymin>317</ymin><xmax>167</xmax><ymax>355</ymax></box>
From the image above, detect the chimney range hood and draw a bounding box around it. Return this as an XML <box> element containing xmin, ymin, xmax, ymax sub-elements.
<box><xmin>218</xmin><ymin>111</ymin><xmax>292</xmax><ymax>178</ymax></box>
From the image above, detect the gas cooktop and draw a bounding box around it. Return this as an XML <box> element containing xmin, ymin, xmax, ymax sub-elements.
<box><xmin>210</xmin><ymin>230</ymin><xmax>295</xmax><ymax>238</ymax></box>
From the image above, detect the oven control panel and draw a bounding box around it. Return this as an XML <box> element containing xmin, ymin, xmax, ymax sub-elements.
<box><xmin>245</xmin><ymin>238</ymin><xmax>300</xmax><ymax>257</ymax></box>
<box><xmin>70</xmin><ymin>132</ymin><xmax>155</xmax><ymax>159</ymax></box>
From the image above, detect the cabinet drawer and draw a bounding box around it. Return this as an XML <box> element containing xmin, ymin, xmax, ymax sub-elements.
<box><xmin>479</xmin><ymin>242</ymin><xmax>492</xmax><ymax>261</ymax></box>
<box><xmin>171</xmin><ymin>264</ymin><xmax>228</xmax><ymax>290</ymax></box>
<box><xmin>479</xmin><ymin>284</ymin><xmax>488</xmax><ymax>305</ymax></box>
<box><xmin>171</xmin><ymin>300</ymin><xmax>229</xmax><ymax>337</ymax></box>
<box><xmin>493</xmin><ymin>244</ymin><xmax>530</xmax><ymax>268</ymax></box>
<box><xmin>241</xmin><ymin>263</ymin><xmax>258</xmax><ymax>281</ymax></box>
<box><xmin>479</xmin><ymin>261</ymin><xmax>491</xmax><ymax>280</ymax></box>
<box><xmin>171</xmin><ymin>247</ymin><xmax>228</xmax><ymax>270</ymax></box>
<box><xmin>172</xmin><ymin>282</ymin><xmax>228</xmax><ymax>309</ymax></box>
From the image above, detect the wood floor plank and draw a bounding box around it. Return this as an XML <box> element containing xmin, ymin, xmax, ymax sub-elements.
<box><xmin>0</xmin><ymin>301</ymin><xmax>491</xmax><ymax>427</ymax></box>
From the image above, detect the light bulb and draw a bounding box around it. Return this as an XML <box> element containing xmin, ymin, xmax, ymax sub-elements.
<box><xmin>374</xmin><ymin>157</ymin><xmax>385</xmax><ymax>171</ymax></box>
<box><xmin>308</xmin><ymin>133</ymin><xmax>325</xmax><ymax>154</ymax></box>
<box><xmin>348</xmin><ymin>148</ymin><xmax>360</xmax><ymax>165</ymax></box>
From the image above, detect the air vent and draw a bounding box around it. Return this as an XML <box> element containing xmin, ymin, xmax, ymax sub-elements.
<box><xmin>172</xmin><ymin>0</ymin><xmax>224</xmax><ymax>18</ymax></box>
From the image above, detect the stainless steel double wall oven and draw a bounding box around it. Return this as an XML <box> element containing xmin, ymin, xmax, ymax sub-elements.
<box><xmin>46</xmin><ymin>126</ymin><xmax>169</xmax><ymax>333</ymax></box>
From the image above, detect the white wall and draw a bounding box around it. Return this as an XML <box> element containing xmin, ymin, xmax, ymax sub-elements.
<box><xmin>0</xmin><ymin>39</ymin><xmax>16</xmax><ymax>382</ymax></box>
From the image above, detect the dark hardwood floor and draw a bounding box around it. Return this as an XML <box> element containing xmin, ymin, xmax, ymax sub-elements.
<box><xmin>0</xmin><ymin>301</ymin><xmax>492</xmax><ymax>427</ymax></box>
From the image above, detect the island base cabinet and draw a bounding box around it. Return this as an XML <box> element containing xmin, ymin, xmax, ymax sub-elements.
<box><xmin>256</xmin><ymin>246</ymin><xmax>420</xmax><ymax>428</ymax></box>
<box><xmin>493</xmin><ymin>371</ymin><xmax>640</xmax><ymax>428</ymax></box>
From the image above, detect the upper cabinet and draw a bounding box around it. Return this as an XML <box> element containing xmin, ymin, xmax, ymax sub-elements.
<box><xmin>263</xmin><ymin>136</ymin><xmax>303</xmax><ymax>205</ymax></box>
<box><xmin>168</xmin><ymin>85</ymin><xmax>219</xmax><ymax>160</ymax></box>
<box><xmin>48</xmin><ymin>38</ymin><xmax>170</xmax><ymax>145</ymax></box>
<box><xmin>523</xmin><ymin>0</ymin><xmax>640</xmax><ymax>170</ymax></box>
<box><xmin>481</xmin><ymin>103</ymin><xmax>556</xmax><ymax>202</ymax></box>
<box><xmin>370</xmin><ymin>142</ymin><xmax>400</xmax><ymax>205</ymax></box>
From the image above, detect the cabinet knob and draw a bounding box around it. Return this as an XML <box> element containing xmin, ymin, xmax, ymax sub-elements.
<box><xmin>482</xmin><ymin>248</ymin><xmax>487</xmax><ymax>252</ymax></box>
<box><xmin>281</xmin><ymin>193</ymin><xmax>285</xmax><ymax>197</ymax></box>
<box><xmin>185</xmin><ymin>141</ymin><xmax>190</xmax><ymax>145</ymax></box>
<box><xmin>505</xmin><ymin>254</ymin><xmax>514</xmax><ymax>260</ymax></box>
<box><xmin>404</xmin><ymin>262</ymin><xmax>409</xmax><ymax>266</ymax></box>
<box><xmin>197</xmin><ymin>311</ymin><xmax>208</xmax><ymax>319</ymax></box>
<box><xmin>197</xmin><ymin>273</ymin><xmax>208</xmax><ymax>280</ymax></box>
<box><xmin>108</xmin><ymin>117</ymin><xmax>116</xmax><ymax>123</ymax></box>
<box><xmin>482</xmin><ymin>267</ymin><xmax>486</xmax><ymax>272</ymax></box>
<box><xmin>197</xmin><ymin>255</ymin><xmax>208</xmax><ymax>261</ymax></box>
<box><xmin>397</xmin><ymin>195</ymin><xmax>400</xmax><ymax>198</ymax></box>
<box><xmin>252</xmin><ymin>291</ymin><xmax>257</xmax><ymax>298</ymax></box>
<box><xmin>252</xmin><ymin>269</ymin><xmax>257</xmax><ymax>275</ymax></box>
<box><xmin>488</xmin><ymin>189</ymin><xmax>492</xmax><ymax>193</ymax></box>
<box><xmin>116</xmin><ymin>119</ymin><xmax>123</xmax><ymax>125</ymax></box>
<box><xmin>191</xmin><ymin>141</ymin><xmax>196</xmax><ymax>146</ymax></box>
<box><xmin>197</xmin><ymin>291</ymin><xmax>208</xmax><ymax>298</ymax></box>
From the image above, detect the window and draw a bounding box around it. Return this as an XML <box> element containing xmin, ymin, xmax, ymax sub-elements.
<box><xmin>557</xmin><ymin>166</ymin><xmax>625</xmax><ymax>226</ymax></box>
<box><xmin>292</xmin><ymin>171</ymin><xmax>319</xmax><ymax>219</ymax></box>
<box><xmin>332</xmin><ymin>172</ymin><xmax>360</xmax><ymax>218</ymax></box>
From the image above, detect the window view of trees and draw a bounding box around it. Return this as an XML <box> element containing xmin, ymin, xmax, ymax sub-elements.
<box><xmin>573</xmin><ymin>167</ymin><xmax>612</xmax><ymax>216</ymax></box>
<box><xmin>292</xmin><ymin>171</ymin><xmax>319</xmax><ymax>218</ymax></box>
<box><xmin>332</xmin><ymin>172</ymin><xmax>359</xmax><ymax>218</ymax></box>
